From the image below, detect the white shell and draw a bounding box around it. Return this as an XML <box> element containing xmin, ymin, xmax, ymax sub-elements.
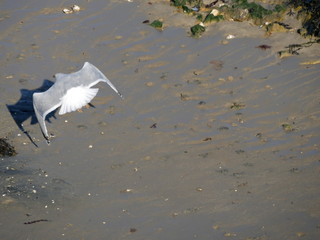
<box><xmin>72</xmin><ymin>5</ymin><xmax>80</xmax><ymax>12</ymax></box>
<box><xmin>62</xmin><ymin>8</ymin><xmax>72</xmax><ymax>14</ymax></box>
<box><xmin>210</xmin><ymin>9</ymin><xmax>219</xmax><ymax>16</ymax></box>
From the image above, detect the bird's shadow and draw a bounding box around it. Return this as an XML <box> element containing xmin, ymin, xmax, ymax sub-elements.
<box><xmin>6</xmin><ymin>80</ymin><xmax>57</xmax><ymax>147</ymax></box>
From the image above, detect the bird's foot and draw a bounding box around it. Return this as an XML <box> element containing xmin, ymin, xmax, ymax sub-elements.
<box><xmin>45</xmin><ymin>133</ymin><xmax>55</xmax><ymax>145</ymax></box>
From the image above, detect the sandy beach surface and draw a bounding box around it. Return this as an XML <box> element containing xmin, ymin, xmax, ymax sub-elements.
<box><xmin>1</xmin><ymin>0</ymin><xmax>320</xmax><ymax>239</ymax></box>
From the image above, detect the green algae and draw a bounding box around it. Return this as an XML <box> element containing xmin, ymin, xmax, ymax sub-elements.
<box><xmin>150</xmin><ymin>20</ymin><xmax>163</xmax><ymax>29</ymax></box>
<box><xmin>190</xmin><ymin>24</ymin><xmax>206</xmax><ymax>37</ymax></box>
<box><xmin>203</xmin><ymin>14</ymin><xmax>224</xmax><ymax>24</ymax></box>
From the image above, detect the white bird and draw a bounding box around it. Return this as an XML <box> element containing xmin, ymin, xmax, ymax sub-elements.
<box><xmin>33</xmin><ymin>62</ymin><xmax>122</xmax><ymax>143</ymax></box>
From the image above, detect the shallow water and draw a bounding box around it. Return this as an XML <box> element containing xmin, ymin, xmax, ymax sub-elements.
<box><xmin>1</xmin><ymin>0</ymin><xmax>320</xmax><ymax>239</ymax></box>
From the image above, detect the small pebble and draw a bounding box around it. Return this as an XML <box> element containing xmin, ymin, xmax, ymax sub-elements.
<box><xmin>130</xmin><ymin>228</ymin><xmax>137</xmax><ymax>233</ymax></box>
<box><xmin>227</xmin><ymin>76</ymin><xmax>234</xmax><ymax>81</ymax></box>
<box><xmin>88</xmin><ymin>145</ymin><xmax>93</xmax><ymax>148</ymax></box>
<box><xmin>120</xmin><ymin>188</ymin><xmax>133</xmax><ymax>193</ymax></box>
<box><xmin>224</xmin><ymin>232</ymin><xmax>237</xmax><ymax>237</ymax></box>
<box><xmin>296</xmin><ymin>232</ymin><xmax>306</xmax><ymax>237</ymax></box>
<box><xmin>226</xmin><ymin>34</ymin><xmax>235</xmax><ymax>39</ymax></box>
<box><xmin>211</xmin><ymin>9</ymin><xmax>219</xmax><ymax>16</ymax></box>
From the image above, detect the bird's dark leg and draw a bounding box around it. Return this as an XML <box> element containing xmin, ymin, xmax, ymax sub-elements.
<box><xmin>23</xmin><ymin>130</ymin><xmax>39</xmax><ymax>148</ymax></box>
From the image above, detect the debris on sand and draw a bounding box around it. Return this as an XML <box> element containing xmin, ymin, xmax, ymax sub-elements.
<box><xmin>282</xmin><ymin>123</ymin><xmax>295</xmax><ymax>132</ymax></box>
<box><xmin>230</xmin><ymin>102</ymin><xmax>246</xmax><ymax>110</ymax></box>
<box><xmin>62</xmin><ymin>5</ymin><xmax>81</xmax><ymax>14</ymax></box>
<box><xmin>278</xmin><ymin>39</ymin><xmax>320</xmax><ymax>57</ymax></box>
<box><xmin>256</xmin><ymin>44</ymin><xmax>272</xmax><ymax>50</ymax></box>
<box><xmin>0</xmin><ymin>138</ymin><xmax>17</xmax><ymax>157</ymax></box>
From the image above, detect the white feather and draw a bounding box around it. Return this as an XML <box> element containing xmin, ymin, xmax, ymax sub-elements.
<box><xmin>59</xmin><ymin>86</ymin><xmax>99</xmax><ymax>115</ymax></box>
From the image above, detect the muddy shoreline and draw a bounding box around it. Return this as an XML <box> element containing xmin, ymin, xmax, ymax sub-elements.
<box><xmin>1</xmin><ymin>1</ymin><xmax>319</xmax><ymax>239</ymax></box>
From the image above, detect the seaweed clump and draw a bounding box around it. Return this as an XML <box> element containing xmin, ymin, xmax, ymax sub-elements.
<box><xmin>288</xmin><ymin>0</ymin><xmax>320</xmax><ymax>37</ymax></box>
<box><xmin>0</xmin><ymin>138</ymin><xmax>17</xmax><ymax>157</ymax></box>
<box><xmin>190</xmin><ymin>23</ymin><xmax>206</xmax><ymax>37</ymax></box>
<box><xmin>226</xmin><ymin>0</ymin><xmax>286</xmax><ymax>24</ymax></box>
<box><xmin>169</xmin><ymin>0</ymin><xmax>286</xmax><ymax>37</ymax></box>
<box><xmin>150</xmin><ymin>20</ymin><xmax>163</xmax><ymax>29</ymax></box>
<box><xmin>166</xmin><ymin>0</ymin><xmax>320</xmax><ymax>39</ymax></box>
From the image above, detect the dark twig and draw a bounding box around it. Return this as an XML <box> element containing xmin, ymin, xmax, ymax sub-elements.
<box><xmin>24</xmin><ymin>219</ymin><xmax>49</xmax><ymax>225</ymax></box>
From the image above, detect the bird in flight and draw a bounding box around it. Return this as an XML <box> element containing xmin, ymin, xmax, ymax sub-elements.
<box><xmin>33</xmin><ymin>62</ymin><xmax>123</xmax><ymax>143</ymax></box>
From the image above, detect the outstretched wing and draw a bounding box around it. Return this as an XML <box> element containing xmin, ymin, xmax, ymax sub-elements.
<box><xmin>59</xmin><ymin>86</ymin><xmax>99</xmax><ymax>115</ymax></box>
<box><xmin>83</xmin><ymin>62</ymin><xmax>123</xmax><ymax>98</ymax></box>
<box><xmin>55</xmin><ymin>62</ymin><xmax>123</xmax><ymax>98</ymax></box>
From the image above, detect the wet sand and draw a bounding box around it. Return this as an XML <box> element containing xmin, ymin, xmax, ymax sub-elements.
<box><xmin>1</xmin><ymin>0</ymin><xmax>320</xmax><ymax>239</ymax></box>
